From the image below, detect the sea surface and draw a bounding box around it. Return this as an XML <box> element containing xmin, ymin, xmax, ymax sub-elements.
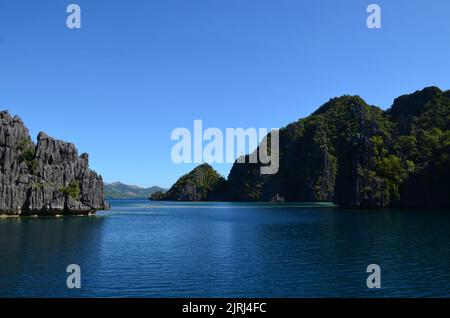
<box><xmin>1</xmin><ymin>199</ymin><xmax>450</xmax><ymax>297</ymax></box>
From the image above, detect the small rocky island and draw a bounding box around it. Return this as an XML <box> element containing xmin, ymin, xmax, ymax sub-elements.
<box><xmin>0</xmin><ymin>111</ymin><xmax>109</xmax><ymax>216</ymax></box>
<box><xmin>150</xmin><ymin>164</ymin><xmax>227</xmax><ymax>201</ymax></box>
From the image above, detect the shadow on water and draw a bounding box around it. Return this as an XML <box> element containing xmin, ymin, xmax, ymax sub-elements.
<box><xmin>0</xmin><ymin>215</ymin><xmax>105</xmax><ymax>297</ymax></box>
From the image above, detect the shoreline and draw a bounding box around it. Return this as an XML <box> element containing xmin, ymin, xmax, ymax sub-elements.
<box><xmin>0</xmin><ymin>211</ymin><xmax>97</xmax><ymax>218</ymax></box>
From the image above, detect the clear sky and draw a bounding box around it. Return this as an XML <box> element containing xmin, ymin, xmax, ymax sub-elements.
<box><xmin>1</xmin><ymin>0</ymin><xmax>449</xmax><ymax>188</ymax></box>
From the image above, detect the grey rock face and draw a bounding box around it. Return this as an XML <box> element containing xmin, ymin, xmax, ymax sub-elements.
<box><xmin>0</xmin><ymin>111</ymin><xmax>109</xmax><ymax>215</ymax></box>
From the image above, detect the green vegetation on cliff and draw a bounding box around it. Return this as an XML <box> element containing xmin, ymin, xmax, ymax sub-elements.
<box><xmin>17</xmin><ymin>138</ymin><xmax>38</xmax><ymax>174</ymax></box>
<box><xmin>151</xmin><ymin>164</ymin><xmax>227</xmax><ymax>201</ymax></box>
<box><xmin>386</xmin><ymin>87</ymin><xmax>450</xmax><ymax>207</ymax></box>
<box><xmin>227</xmin><ymin>86</ymin><xmax>450</xmax><ymax>208</ymax></box>
<box><xmin>59</xmin><ymin>181</ymin><xmax>81</xmax><ymax>201</ymax></box>
<box><xmin>157</xmin><ymin>87</ymin><xmax>450</xmax><ymax>208</ymax></box>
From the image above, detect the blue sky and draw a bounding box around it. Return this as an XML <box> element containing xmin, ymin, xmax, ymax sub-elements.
<box><xmin>1</xmin><ymin>0</ymin><xmax>449</xmax><ymax>188</ymax></box>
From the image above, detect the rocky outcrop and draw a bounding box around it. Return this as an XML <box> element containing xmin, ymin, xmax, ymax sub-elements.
<box><xmin>227</xmin><ymin>95</ymin><xmax>389</xmax><ymax>206</ymax></box>
<box><xmin>226</xmin><ymin>87</ymin><xmax>450</xmax><ymax>208</ymax></box>
<box><xmin>151</xmin><ymin>164</ymin><xmax>227</xmax><ymax>201</ymax></box>
<box><xmin>0</xmin><ymin>111</ymin><xmax>109</xmax><ymax>215</ymax></box>
<box><xmin>147</xmin><ymin>86</ymin><xmax>449</xmax><ymax>208</ymax></box>
<box><xmin>270</xmin><ymin>193</ymin><xmax>285</xmax><ymax>203</ymax></box>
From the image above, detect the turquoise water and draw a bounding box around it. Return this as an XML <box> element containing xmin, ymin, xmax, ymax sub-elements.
<box><xmin>1</xmin><ymin>199</ymin><xmax>450</xmax><ymax>297</ymax></box>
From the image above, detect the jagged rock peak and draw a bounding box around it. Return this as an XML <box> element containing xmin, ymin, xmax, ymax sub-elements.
<box><xmin>387</xmin><ymin>86</ymin><xmax>443</xmax><ymax>119</ymax></box>
<box><xmin>0</xmin><ymin>110</ymin><xmax>109</xmax><ymax>215</ymax></box>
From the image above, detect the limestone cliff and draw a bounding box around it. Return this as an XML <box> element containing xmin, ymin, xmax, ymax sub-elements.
<box><xmin>226</xmin><ymin>87</ymin><xmax>450</xmax><ymax>208</ymax></box>
<box><xmin>0</xmin><ymin>111</ymin><xmax>109</xmax><ymax>215</ymax></box>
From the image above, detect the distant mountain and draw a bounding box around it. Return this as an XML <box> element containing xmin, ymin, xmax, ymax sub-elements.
<box><xmin>104</xmin><ymin>182</ymin><xmax>166</xmax><ymax>198</ymax></box>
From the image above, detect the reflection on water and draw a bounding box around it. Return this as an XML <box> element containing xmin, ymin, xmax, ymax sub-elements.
<box><xmin>1</xmin><ymin>200</ymin><xmax>450</xmax><ymax>297</ymax></box>
<box><xmin>0</xmin><ymin>216</ymin><xmax>105</xmax><ymax>297</ymax></box>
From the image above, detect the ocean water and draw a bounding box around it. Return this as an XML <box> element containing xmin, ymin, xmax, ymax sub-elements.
<box><xmin>1</xmin><ymin>199</ymin><xmax>450</xmax><ymax>297</ymax></box>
